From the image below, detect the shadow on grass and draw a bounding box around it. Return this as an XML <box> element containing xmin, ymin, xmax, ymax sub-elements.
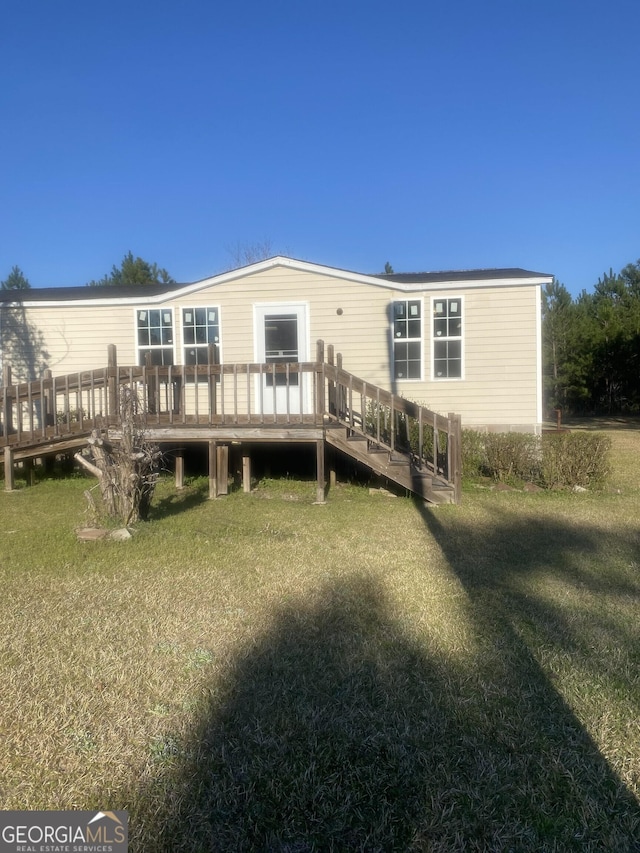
<box><xmin>412</xmin><ymin>497</ymin><xmax>640</xmax><ymax>849</ymax></box>
<box><xmin>415</xmin><ymin>500</ymin><xmax>640</xmax><ymax>687</ymax></box>
<box><xmin>562</xmin><ymin>416</ymin><xmax>640</xmax><ymax>431</ymax></box>
<box><xmin>129</xmin><ymin>566</ymin><xmax>639</xmax><ymax>851</ymax></box>
<box><xmin>150</xmin><ymin>482</ymin><xmax>210</xmax><ymax>521</ymax></box>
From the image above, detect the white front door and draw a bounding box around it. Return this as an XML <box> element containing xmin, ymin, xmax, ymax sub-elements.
<box><xmin>254</xmin><ymin>304</ymin><xmax>309</xmax><ymax>415</ymax></box>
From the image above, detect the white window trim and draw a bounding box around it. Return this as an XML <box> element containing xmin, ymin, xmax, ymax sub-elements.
<box><xmin>391</xmin><ymin>297</ymin><xmax>424</xmax><ymax>382</ymax></box>
<box><xmin>134</xmin><ymin>306</ymin><xmax>177</xmax><ymax>366</ymax></box>
<box><xmin>181</xmin><ymin>305</ymin><xmax>223</xmax><ymax>366</ymax></box>
<box><xmin>431</xmin><ymin>295</ymin><xmax>465</xmax><ymax>381</ymax></box>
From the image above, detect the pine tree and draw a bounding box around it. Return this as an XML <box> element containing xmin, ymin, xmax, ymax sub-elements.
<box><xmin>86</xmin><ymin>252</ymin><xmax>174</xmax><ymax>287</ymax></box>
<box><xmin>1</xmin><ymin>265</ymin><xmax>31</xmax><ymax>289</ymax></box>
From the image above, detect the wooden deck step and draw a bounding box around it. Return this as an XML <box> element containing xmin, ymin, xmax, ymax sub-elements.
<box><xmin>325</xmin><ymin>427</ymin><xmax>455</xmax><ymax>504</ymax></box>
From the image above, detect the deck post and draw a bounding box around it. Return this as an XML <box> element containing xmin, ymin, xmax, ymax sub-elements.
<box><xmin>208</xmin><ymin>440</ymin><xmax>218</xmax><ymax>499</ymax></box>
<box><xmin>175</xmin><ymin>447</ymin><xmax>184</xmax><ymax>490</ymax></box>
<box><xmin>107</xmin><ymin>345</ymin><xmax>118</xmax><ymax>420</ymax></box>
<box><xmin>448</xmin><ymin>412</ymin><xmax>462</xmax><ymax>504</ymax></box>
<box><xmin>42</xmin><ymin>369</ymin><xmax>53</xmax><ymax>427</ymax></box>
<box><xmin>24</xmin><ymin>457</ymin><xmax>35</xmax><ymax>487</ymax></box>
<box><xmin>326</xmin><ymin>344</ymin><xmax>336</xmax><ymax>415</ymax></box>
<box><xmin>217</xmin><ymin>445</ymin><xmax>229</xmax><ymax>496</ymax></box>
<box><xmin>334</xmin><ymin>352</ymin><xmax>343</xmax><ymax>418</ymax></box>
<box><xmin>144</xmin><ymin>352</ymin><xmax>157</xmax><ymax>415</ymax></box>
<box><xmin>329</xmin><ymin>452</ymin><xmax>337</xmax><ymax>489</ymax></box>
<box><xmin>315</xmin><ymin>438</ymin><xmax>326</xmax><ymax>503</ymax></box>
<box><xmin>242</xmin><ymin>454</ymin><xmax>251</xmax><ymax>493</ymax></box>
<box><xmin>316</xmin><ymin>341</ymin><xmax>325</xmax><ymax>422</ymax></box>
<box><xmin>2</xmin><ymin>366</ymin><xmax>13</xmax><ymax>440</ymax></box>
<box><xmin>4</xmin><ymin>445</ymin><xmax>14</xmax><ymax>491</ymax></box>
<box><xmin>208</xmin><ymin>343</ymin><xmax>218</xmax><ymax>418</ymax></box>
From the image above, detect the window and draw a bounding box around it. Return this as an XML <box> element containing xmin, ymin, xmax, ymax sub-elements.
<box><xmin>433</xmin><ymin>297</ymin><xmax>462</xmax><ymax>379</ymax></box>
<box><xmin>264</xmin><ymin>313</ymin><xmax>299</xmax><ymax>386</ymax></box>
<box><xmin>137</xmin><ymin>309</ymin><xmax>174</xmax><ymax>365</ymax></box>
<box><xmin>393</xmin><ymin>300</ymin><xmax>422</xmax><ymax>380</ymax></box>
<box><xmin>183</xmin><ymin>307</ymin><xmax>220</xmax><ymax>371</ymax></box>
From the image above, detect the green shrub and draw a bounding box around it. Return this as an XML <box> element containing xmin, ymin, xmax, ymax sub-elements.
<box><xmin>461</xmin><ymin>429</ymin><xmax>611</xmax><ymax>489</ymax></box>
<box><xmin>542</xmin><ymin>432</ymin><xmax>611</xmax><ymax>489</ymax></box>
<box><xmin>461</xmin><ymin>429</ymin><xmax>486</xmax><ymax>479</ymax></box>
<box><xmin>483</xmin><ymin>432</ymin><xmax>542</xmax><ymax>483</ymax></box>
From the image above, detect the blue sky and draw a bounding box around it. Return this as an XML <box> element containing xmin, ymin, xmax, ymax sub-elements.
<box><xmin>1</xmin><ymin>0</ymin><xmax>638</xmax><ymax>294</ymax></box>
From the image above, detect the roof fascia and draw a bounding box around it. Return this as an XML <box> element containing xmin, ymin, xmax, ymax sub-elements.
<box><xmin>366</xmin><ymin>275</ymin><xmax>554</xmax><ymax>293</ymax></box>
<box><xmin>1</xmin><ymin>258</ymin><xmax>554</xmax><ymax>308</ymax></box>
<box><xmin>153</xmin><ymin>258</ymin><xmax>555</xmax><ymax>295</ymax></box>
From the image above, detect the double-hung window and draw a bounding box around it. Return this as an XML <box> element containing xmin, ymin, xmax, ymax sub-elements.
<box><xmin>433</xmin><ymin>297</ymin><xmax>462</xmax><ymax>379</ymax></box>
<box><xmin>137</xmin><ymin>308</ymin><xmax>174</xmax><ymax>365</ymax></box>
<box><xmin>393</xmin><ymin>300</ymin><xmax>422</xmax><ymax>380</ymax></box>
<box><xmin>183</xmin><ymin>307</ymin><xmax>220</xmax><ymax>371</ymax></box>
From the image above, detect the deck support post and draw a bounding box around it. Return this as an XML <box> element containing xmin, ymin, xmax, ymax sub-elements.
<box><xmin>217</xmin><ymin>445</ymin><xmax>229</xmax><ymax>496</ymax></box>
<box><xmin>24</xmin><ymin>458</ymin><xmax>35</xmax><ymax>487</ymax></box>
<box><xmin>315</xmin><ymin>438</ymin><xmax>326</xmax><ymax>504</ymax></box>
<box><xmin>175</xmin><ymin>447</ymin><xmax>184</xmax><ymax>490</ymax></box>
<box><xmin>4</xmin><ymin>446</ymin><xmax>14</xmax><ymax>491</ymax></box>
<box><xmin>208</xmin><ymin>440</ymin><xmax>217</xmax><ymax>499</ymax></box>
<box><xmin>242</xmin><ymin>454</ymin><xmax>251</xmax><ymax>493</ymax></box>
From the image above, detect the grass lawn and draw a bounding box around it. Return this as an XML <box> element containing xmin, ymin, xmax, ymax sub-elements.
<box><xmin>1</xmin><ymin>431</ymin><xmax>639</xmax><ymax>851</ymax></box>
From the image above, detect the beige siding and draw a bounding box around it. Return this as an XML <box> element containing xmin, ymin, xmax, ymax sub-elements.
<box><xmin>5</xmin><ymin>266</ymin><xmax>542</xmax><ymax>430</ymax></box>
<box><xmin>8</xmin><ymin>303</ymin><xmax>137</xmax><ymax>377</ymax></box>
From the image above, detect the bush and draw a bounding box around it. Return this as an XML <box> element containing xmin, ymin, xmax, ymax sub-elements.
<box><xmin>483</xmin><ymin>433</ymin><xmax>542</xmax><ymax>483</ymax></box>
<box><xmin>461</xmin><ymin>429</ymin><xmax>487</xmax><ymax>479</ymax></box>
<box><xmin>461</xmin><ymin>429</ymin><xmax>611</xmax><ymax>490</ymax></box>
<box><xmin>541</xmin><ymin>432</ymin><xmax>611</xmax><ymax>489</ymax></box>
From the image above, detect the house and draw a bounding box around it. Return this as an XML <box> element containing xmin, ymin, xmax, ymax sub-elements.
<box><xmin>0</xmin><ymin>255</ymin><xmax>552</xmax><ymax>432</ymax></box>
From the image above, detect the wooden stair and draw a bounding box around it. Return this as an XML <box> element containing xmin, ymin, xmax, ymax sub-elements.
<box><xmin>325</xmin><ymin>427</ymin><xmax>456</xmax><ymax>504</ymax></box>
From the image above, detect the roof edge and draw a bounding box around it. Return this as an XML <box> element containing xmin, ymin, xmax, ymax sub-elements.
<box><xmin>0</xmin><ymin>256</ymin><xmax>554</xmax><ymax>306</ymax></box>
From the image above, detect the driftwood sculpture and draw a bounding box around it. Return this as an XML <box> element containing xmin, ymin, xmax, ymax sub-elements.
<box><xmin>75</xmin><ymin>386</ymin><xmax>161</xmax><ymax>525</ymax></box>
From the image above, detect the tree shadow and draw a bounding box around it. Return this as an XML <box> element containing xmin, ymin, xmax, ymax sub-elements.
<box><xmin>562</xmin><ymin>416</ymin><xmax>640</xmax><ymax>431</ymax></box>
<box><xmin>413</xmin><ymin>497</ymin><xmax>640</xmax><ymax>844</ymax></box>
<box><xmin>151</xmin><ymin>482</ymin><xmax>209</xmax><ymax>520</ymax></box>
<box><xmin>1</xmin><ymin>299</ymin><xmax>49</xmax><ymax>382</ymax></box>
<box><xmin>129</xmin><ymin>570</ymin><xmax>639</xmax><ymax>852</ymax></box>
<box><xmin>414</xmin><ymin>499</ymin><xmax>640</xmax><ymax>689</ymax></box>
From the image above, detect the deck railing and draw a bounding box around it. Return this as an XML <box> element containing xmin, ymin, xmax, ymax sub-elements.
<box><xmin>321</xmin><ymin>345</ymin><xmax>461</xmax><ymax>498</ymax></box>
<box><xmin>1</xmin><ymin>341</ymin><xmax>461</xmax><ymax>498</ymax></box>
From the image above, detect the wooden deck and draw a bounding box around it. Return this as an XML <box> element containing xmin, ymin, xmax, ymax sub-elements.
<box><xmin>1</xmin><ymin>342</ymin><xmax>462</xmax><ymax>503</ymax></box>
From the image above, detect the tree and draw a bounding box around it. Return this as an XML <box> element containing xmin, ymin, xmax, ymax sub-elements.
<box><xmin>1</xmin><ymin>265</ymin><xmax>31</xmax><ymax>290</ymax></box>
<box><xmin>542</xmin><ymin>279</ymin><xmax>575</xmax><ymax>412</ymax></box>
<box><xmin>75</xmin><ymin>387</ymin><xmax>161</xmax><ymax>525</ymax></box>
<box><xmin>383</xmin><ymin>262</ymin><xmax>394</xmax><ymax>274</ymax></box>
<box><xmin>87</xmin><ymin>252</ymin><xmax>175</xmax><ymax>287</ymax></box>
<box><xmin>224</xmin><ymin>240</ymin><xmax>278</xmax><ymax>269</ymax></box>
<box><xmin>540</xmin><ymin>259</ymin><xmax>640</xmax><ymax>415</ymax></box>
<box><xmin>585</xmin><ymin>265</ymin><xmax>640</xmax><ymax>412</ymax></box>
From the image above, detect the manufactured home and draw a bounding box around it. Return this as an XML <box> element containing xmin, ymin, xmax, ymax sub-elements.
<box><xmin>1</xmin><ymin>256</ymin><xmax>552</xmax><ymax>429</ymax></box>
<box><xmin>0</xmin><ymin>257</ymin><xmax>553</xmax><ymax>503</ymax></box>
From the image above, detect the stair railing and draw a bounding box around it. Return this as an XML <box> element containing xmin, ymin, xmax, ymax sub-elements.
<box><xmin>318</xmin><ymin>340</ymin><xmax>461</xmax><ymax>501</ymax></box>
